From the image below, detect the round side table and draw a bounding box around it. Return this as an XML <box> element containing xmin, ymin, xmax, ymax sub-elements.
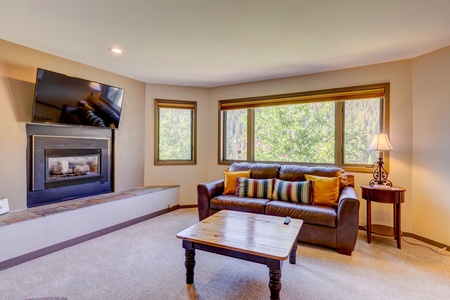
<box><xmin>360</xmin><ymin>185</ymin><xmax>406</xmax><ymax>249</ymax></box>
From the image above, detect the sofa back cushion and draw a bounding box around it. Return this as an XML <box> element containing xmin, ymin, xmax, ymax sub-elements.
<box><xmin>279</xmin><ymin>165</ymin><xmax>348</xmax><ymax>189</ymax></box>
<box><xmin>229</xmin><ymin>163</ymin><xmax>280</xmax><ymax>179</ymax></box>
<box><xmin>228</xmin><ymin>163</ymin><xmax>348</xmax><ymax>191</ymax></box>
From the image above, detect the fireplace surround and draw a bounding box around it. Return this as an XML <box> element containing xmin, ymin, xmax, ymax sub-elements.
<box><xmin>26</xmin><ymin>124</ymin><xmax>113</xmax><ymax>207</ymax></box>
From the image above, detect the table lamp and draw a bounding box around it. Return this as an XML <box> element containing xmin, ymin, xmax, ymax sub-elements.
<box><xmin>368</xmin><ymin>133</ymin><xmax>394</xmax><ymax>187</ymax></box>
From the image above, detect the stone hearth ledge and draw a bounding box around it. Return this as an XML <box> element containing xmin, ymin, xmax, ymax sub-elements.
<box><xmin>0</xmin><ymin>186</ymin><xmax>178</xmax><ymax>227</ymax></box>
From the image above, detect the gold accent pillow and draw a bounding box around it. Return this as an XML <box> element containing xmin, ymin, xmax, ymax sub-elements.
<box><xmin>223</xmin><ymin>170</ymin><xmax>251</xmax><ymax>195</ymax></box>
<box><xmin>304</xmin><ymin>174</ymin><xmax>340</xmax><ymax>207</ymax></box>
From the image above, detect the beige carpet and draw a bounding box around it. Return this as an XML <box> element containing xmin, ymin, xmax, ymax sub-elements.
<box><xmin>0</xmin><ymin>208</ymin><xmax>449</xmax><ymax>300</ymax></box>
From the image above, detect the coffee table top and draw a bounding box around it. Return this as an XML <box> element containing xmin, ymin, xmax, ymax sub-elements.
<box><xmin>176</xmin><ymin>210</ymin><xmax>303</xmax><ymax>260</ymax></box>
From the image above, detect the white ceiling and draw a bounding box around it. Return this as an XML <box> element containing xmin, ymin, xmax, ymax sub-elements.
<box><xmin>1</xmin><ymin>0</ymin><xmax>450</xmax><ymax>88</ymax></box>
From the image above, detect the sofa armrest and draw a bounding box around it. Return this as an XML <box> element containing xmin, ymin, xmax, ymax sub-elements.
<box><xmin>336</xmin><ymin>186</ymin><xmax>360</xmax><ymax>255</ymax></box>
<box><xmin>197</xmin><ymin>179</ymin><xmax>224</xmax><ymax>221</ymax></box>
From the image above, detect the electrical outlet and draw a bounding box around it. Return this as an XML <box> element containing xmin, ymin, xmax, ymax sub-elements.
<box><xmin>0</xmin><ymin>198</ymin><xmax>10</xmax><ymax>215</ymax></box>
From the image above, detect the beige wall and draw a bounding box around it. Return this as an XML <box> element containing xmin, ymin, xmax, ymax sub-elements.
<box><xmin>145</xmin><ymin>84</ymin><xmax>209</xmax><ymax>206</ymax></box>
<box><xmin>208</xmin><ymin>60</ymin><xmax>414</xmax><ymax>233</ymax></box>
<box><xmin>412</xmin><ymin>46</ymin><xmax>450</xmax><ymax>244</ymax></box>
<box><xmin>2</xmin><ymin>37</ymin><xmax>449</xmax><ymax>246</ymax></box>
<box><xmin>203</xmin><ymin>49</ymin><xmax>450</xmax><ymax>245</ymax></box>
<box><xmin>0</xmin><ymin>39</ymin><xmax>146</xmax><ymax>210</ymax></box>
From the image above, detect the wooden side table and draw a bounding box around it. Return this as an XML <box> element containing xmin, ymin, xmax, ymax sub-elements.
<box><xmin>360</xmin><ymin>185</ymin><xmax>406</xmax><ymax>249</ymax></box>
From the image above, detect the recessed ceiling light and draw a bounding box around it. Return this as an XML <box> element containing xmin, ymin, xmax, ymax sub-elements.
<box><xmin>108</xmin><ymin>47</ymin><xmax>124</xmax><ymax>54</ymax></box>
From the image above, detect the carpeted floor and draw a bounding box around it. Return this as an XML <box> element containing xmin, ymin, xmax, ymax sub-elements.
<box><xmin>0</xmin><ymin>208</ymin><xmax>449</xmax><ymax>300</ymax></box>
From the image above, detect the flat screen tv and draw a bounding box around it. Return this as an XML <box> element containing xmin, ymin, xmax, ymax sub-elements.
<box><xmin>32</xmin><ymin>68</ymin><xmax>125</xmax><ymax>129</ymax></box>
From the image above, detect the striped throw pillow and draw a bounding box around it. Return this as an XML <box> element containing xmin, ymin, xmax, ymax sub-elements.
<box><xmin>272</xmin><ymin>179</ymin><xmax>313</xmax><ymax>204</ymax></box>
<box><xmin>235</xmin><ymin>177</ymin><xmax>274</xmax><ymax>199</ymax></box>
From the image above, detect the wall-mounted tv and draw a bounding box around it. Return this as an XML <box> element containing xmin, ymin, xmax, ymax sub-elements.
<box><xmin>32</xmin><ymin>68</ymin><xmax>125</xmax><ymax>129</ymax></box>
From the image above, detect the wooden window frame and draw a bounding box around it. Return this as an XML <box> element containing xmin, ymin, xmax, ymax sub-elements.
<box><xmin>218</xmin><ymin>83</ymin><xmax>390</xmax><ymax>173</ymax></box>
<box><xmin>154</xmin><ymin>99</ymin><xmax>197</xmax><ymax>166</ymax></box>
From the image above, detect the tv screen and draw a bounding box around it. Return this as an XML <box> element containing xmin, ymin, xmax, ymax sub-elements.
<box><xmin>32</xmin><ymin>68</ymin><xmax>125</xmax><ymax>129</ymax></box>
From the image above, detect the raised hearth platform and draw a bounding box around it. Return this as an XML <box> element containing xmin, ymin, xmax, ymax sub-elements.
<box><xmin>0</xmin><ymin>186</ymin><xmax>175</xmax><ymax>227</ymax></box>
<box><xmin>0</xmin><ymin>186</ymin><xmax>179</xmax><ymax>270</ymax></box>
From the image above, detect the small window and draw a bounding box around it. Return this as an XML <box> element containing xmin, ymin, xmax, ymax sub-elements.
<box><xmin>154</xmin><ymin>99</ymin><xmax>197</xmax><ymax>165</ymax></box>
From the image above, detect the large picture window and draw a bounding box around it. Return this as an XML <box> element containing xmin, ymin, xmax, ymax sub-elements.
<box><xmin>219</xmin><ymin>83</ymin><xmax>389</xmax><ymax>172</ymax></box>
<box><xmin>155</xmin><ymin>99</ymin><xmax>197</xmax><ymax>165</ymax></box>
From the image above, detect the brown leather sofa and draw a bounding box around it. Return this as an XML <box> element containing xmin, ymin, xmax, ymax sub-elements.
<box><xmin>197</xmin><ymin>163</ymin><xmax>360</xmax><ymax>255</ymax></box>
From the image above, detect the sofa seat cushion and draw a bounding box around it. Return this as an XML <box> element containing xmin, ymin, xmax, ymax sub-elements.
<box><xmin>265</xmin><ymin>200</ymin><xmax>336</xmax><ymax>228</ymax></box>
<box><xmin>210</xmin><ymin>195</ymin><xmax>269</xmax><ymax>214</ymax></box>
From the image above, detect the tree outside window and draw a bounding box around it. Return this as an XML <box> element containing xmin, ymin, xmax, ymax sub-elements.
<box><xmin>219</xmin><ymin>83</ymin><xmax>389</xmax><ymax>173</ymax></box>
<box><xmin>254</xmin><ymin>102</ymin><xmax>335</xmax><ymax>163</ymax></box>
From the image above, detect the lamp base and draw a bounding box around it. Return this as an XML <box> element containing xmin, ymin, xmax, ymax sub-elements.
<box><xmin>369</xmin><ymin>158</ymin><xmax>392</xmax><ymax>187</ymax></box>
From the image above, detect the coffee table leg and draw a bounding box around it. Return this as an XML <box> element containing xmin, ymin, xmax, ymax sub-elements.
<box><xmin>183</xmin><ymin>241</ymin><xmax>196</xmax><ymax>284</ymax></box>
<box><xmin>267</xmin><ymin>260</ymin><xmax>282</xmax><ymax>300</ymax></box>
<box><xmin>185</xmin><ymin>249</ymin><xmax>196</xmax><ymax>284</ymax></box>
<box><xmin>289</xmin><ymin>242</ymin><xmax>297</xmax><ymax>264</ymax></box>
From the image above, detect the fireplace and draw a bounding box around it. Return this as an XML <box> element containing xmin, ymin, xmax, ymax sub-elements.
<box><xmin>27</xmin><ymin>124</ymin><xmax>113</xmax><ymax>207</ymax></box>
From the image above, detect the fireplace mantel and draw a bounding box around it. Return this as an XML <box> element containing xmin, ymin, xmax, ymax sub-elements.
<box><xmin>26</xmin><ymin>123</ymin><xmax>113</xmax><ymax>207</ymax></box>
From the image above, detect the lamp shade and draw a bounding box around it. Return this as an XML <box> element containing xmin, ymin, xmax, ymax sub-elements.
<box><xmin>368</xmin><ymin>133</ymin><xmax>394</xmax><ymax>151</ymax></box>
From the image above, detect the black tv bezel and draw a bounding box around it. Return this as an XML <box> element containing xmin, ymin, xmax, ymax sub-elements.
<box><xmin>31</xmin><ymin>68</ymin><xmax>125</xmax><ymax>130</ymax></box>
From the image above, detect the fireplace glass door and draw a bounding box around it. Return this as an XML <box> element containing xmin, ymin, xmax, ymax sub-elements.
<box><xmin>45</xmin><ymin>149</ymin><xmax>102</xmax><ymax>189</ymax></box>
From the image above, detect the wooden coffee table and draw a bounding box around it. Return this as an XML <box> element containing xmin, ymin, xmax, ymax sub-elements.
<box><xmin>176</xmin><ymin>210</ymin><xmax>303</xmax><ymax>300</ymax></box>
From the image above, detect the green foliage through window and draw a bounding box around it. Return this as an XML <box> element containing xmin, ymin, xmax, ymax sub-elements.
<box><xmin>225</xmin><ymin>109</ymin><xmax>247</xmax><ymax>160</ymax></box>
<box><xmin>219</xmin><ymin>83</ymin><xmax>389</xmax><ymax>171</ymax></box>
<box><xmin>344</xmin><ymin>99</ymin><xmax>380</xmax><ymax>164</ymax></box>
<box><xmin>155</xmin><ymin>99</ymin><xmax>197</xmax><ymax>165</ymax></box>
<box><xmin>255</xmin><ymin>103</ymin><xmax>335</xmax><ymax>163</ymax></box>
<box><xmin>159</xmin><ymin>108</ymin><xmax>192</xmax><ymax>160</ymax></box>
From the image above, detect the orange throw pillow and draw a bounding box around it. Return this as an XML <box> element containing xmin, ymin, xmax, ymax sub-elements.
<box><xmin>223</xmin><ymin>170</ymin><xmax>251</xmax><ymax>195</ymax></box>
<box><xmin>304</xmin><ymin>174</ymin><xmax>340</xmax><ymax>207</ymax></box>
